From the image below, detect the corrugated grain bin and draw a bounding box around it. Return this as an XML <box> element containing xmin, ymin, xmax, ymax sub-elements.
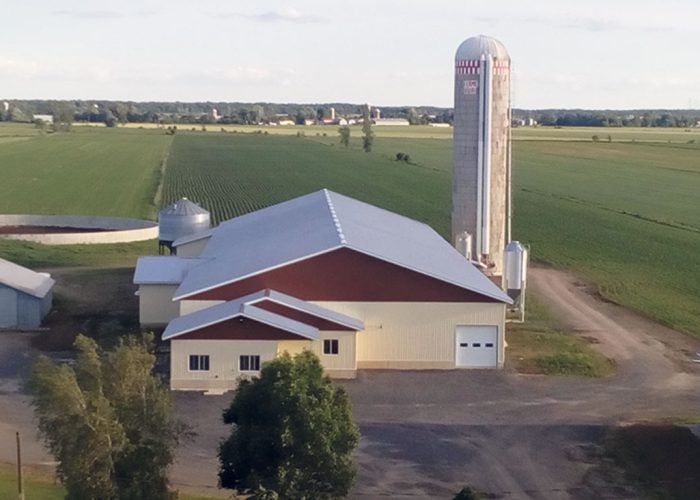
<box><xmin>158</xmin><ymin>198</ymin><xmax>211</xmax><ymax>247</ymax></box>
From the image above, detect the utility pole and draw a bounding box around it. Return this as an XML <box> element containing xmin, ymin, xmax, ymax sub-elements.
<box><xmin>16</xmin><ymin>432</ymin><xmax>24</xmax><ymax>500</ymax></box>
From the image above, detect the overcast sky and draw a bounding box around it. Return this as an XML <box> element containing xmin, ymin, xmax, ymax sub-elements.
<box><xmin>2</xmin><ymin>0</ymin><xmax>699</xmax><ymax>109</ymax></box>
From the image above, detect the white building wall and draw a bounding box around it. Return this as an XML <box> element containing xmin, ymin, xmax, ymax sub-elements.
<box><xmin>139</xmin><ymin>284</ymin><xmax>179</xmax><ymax>326</ymax></box>
<box><xmin>171</xmin><ymin>339</ymin><xmax>278</xmax><ymax>391</ymax></box>
<box><xmin>174</xmin><ymin>238</ymin><xmax>210</xmax><ymax>257</ymax></box>
<box><xmin>179</xmin><ymin>299</ymin><xmax>224</xmax><ymax>316</ymax></box>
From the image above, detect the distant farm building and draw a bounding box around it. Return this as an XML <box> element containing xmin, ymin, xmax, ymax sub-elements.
<box><xmin>134</xmin><ymin>190</ymin><xmax>511</xmax><ymax>391</ymax></box>
<box><xmin>32</xmin><ymin>114</ymin><xmax>54</xmax><ymax>124</ymax></box>
<box><xmin>0</xmin><ymin>258</ymin><xmax>54</xmax><ymax>329</ymax></box>
<box><xmin>374</xmin><ymin>118</ymin><xmax>410</xmax><ymax>126</ymax></box>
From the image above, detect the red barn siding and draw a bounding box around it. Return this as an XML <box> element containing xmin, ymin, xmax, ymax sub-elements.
<box><xmin>176</xmin><ymin>317</ymin><xmax>307</xmax><ymax>341</ymax></box>
<box><xmin>187</xmin><ymin>248</ymin><xmax>498</xmax><ymax>302</ymax></box>
<box><xmin>253</xmin><ymin>299</ymin><xmax>355</xmax><ymax>331</ymax></box>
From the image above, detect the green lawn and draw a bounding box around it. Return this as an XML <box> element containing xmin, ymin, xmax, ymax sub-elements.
<box><xmin>506</xmin><ymin>291</ymin><xmax>614</xmax><ymax>377</ymax></box>
<box><xmin>0</xmin><ymin>462</ymin><xmax>225</xmax><ymax>500</ymax></box>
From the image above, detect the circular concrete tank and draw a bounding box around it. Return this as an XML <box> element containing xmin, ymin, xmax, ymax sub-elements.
<box><xmin>0</xmin><ymin>214</ymin><xmax>158</xmax><ymax>245</ymax></box>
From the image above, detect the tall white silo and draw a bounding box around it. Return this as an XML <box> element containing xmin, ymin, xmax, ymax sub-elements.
<box><xmin>452</xmin><ymin>35</ymin><xmax>511</xmax><ymax>276</ymax></box>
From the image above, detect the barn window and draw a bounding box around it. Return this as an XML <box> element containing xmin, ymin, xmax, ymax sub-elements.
<box><xmin>239</xmin><ymin>355</ymin><xmax>261</xmax><ymax>372</ymax></box>
<box><xmin>323</xmin><ymin>339</ymin><xmax>339</xmax><ymax>355</ymax></box>
<box><xmin>189</xmin><ymin>355</ymin><xmax>210</xmax><ymax>371</ymax></box>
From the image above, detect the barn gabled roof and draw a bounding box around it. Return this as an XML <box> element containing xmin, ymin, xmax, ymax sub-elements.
<box><xmin>172</xmin><ymin>190</ymin><xmax>511</xmax><ymax>303</ymax></box>
<box><xmin>0</xmin><ymin>258</ymin><xmax>55</xmax><ymax>299</ymax></box>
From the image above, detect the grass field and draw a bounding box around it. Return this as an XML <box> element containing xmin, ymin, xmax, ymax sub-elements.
<box><xmin>0</xmin><ymin>462</ymin><xmax>222</xmax><ymax>500</ymax></box>
<box><xmin>0</xmin><ymin>125</ymin><xmax>170</xmax><ymax>219</ymax></box>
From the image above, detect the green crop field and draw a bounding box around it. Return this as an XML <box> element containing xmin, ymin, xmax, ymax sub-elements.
<box><xmin>0</xmin><ymin>125</ymin><xmax>170</xmax><ymax>219</ymax></box>
<box><xmin>162</xmin><ymin>132</ymin><xmax>451</xmax><ymax>229</ymax></box>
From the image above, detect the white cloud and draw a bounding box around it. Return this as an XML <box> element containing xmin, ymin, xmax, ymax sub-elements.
<box><xmin>0</xmin><ymin>57</ymin><xmax>39</xmax><ymax>78</ymax></box>
<box><xmin>52</xmin><ymin>10</ymin><xmax>155</xmax><ymax>20</ymax></box>
<box><xmin>209</xmin><ymin>7</ymin><xmax>326</xmax><ymax>24</ymax></box>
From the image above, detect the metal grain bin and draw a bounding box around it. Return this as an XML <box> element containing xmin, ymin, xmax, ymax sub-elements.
<box><xmin>158</xmin><ymin>198</ymin><xmax>210</xmax><ymax>254</ymax></box>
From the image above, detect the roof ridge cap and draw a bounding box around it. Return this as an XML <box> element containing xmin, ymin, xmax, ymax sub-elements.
<box><xmin>323</xmin><ymin>189</ymin><xmax>347</xmax><ymax>245</ymax></box>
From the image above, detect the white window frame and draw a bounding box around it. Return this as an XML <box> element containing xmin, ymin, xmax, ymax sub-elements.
<box><xmin>188</xmin><ymin>354</ymin><xmax>210</xmax><ymax>372</ymax></box>
<box><xmin>323</xmin><ymin>339</ymin><xmax>339</xmax><ymax>356</ymax></box>
<box><xmin>239</xmin><ymin>354</ymin><xmax>261</xmax><ymax>373</ymax></box>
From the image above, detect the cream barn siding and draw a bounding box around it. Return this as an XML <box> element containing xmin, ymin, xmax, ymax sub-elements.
<box><xmin>278</xmin><ymin>331</ymin><xmax>357</xmax><ymax>378</ymax></box>
<box><xmin>171</xmin><ymin>340</ymin><xmax>277</xmax><ymax>391</ymax></box>
<box><xmin>277</xmin><ymin>340</ymin><xmax>311</xmax><ymax>357</ymax></box>
<box><xmin>180</xmin><ymin>299</ymin><xmax>224</xmax><ymax>316</ymax></box>
<box><xmin>139</xmin><ymin>284</ymin><xmax>179</xmax><ymax>326</ymax></box>
<box><xmin>175</xmin><ymin>238</ymin><xmax>210</xmax><ymax>257</ymax></box>
<box><xmin>313</xmin><ymin>302</ymin><xmax>505</xmax><ymax>369</ymax></box>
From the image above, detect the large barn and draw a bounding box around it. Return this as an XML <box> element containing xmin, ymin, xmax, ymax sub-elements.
<box><xmin>134</xmin><ymin>190</ymin><xmax>511</xmax><ymax>391</ymax></box>
<box><xmin>0</xmin><ymin>258</ymin><xmax>54</xmax><ymax>329</ymax></box>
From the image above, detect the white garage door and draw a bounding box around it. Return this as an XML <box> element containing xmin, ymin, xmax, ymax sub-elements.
<box><xmin>455</xmin><ymin>325</ymin><xmax>498</xmax><ymax>368</ymax></box>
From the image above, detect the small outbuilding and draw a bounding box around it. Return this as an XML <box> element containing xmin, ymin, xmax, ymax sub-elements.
<box><xmin>0</xmin><ymin>258</ymin><xmax>55</xmax><ymax>329</ymax></box>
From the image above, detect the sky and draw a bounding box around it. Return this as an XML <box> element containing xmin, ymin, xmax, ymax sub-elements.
<box><xmin>2</xmin><ymin>0</ymin><xmax>699</xmax><ymax>109</ymax></box>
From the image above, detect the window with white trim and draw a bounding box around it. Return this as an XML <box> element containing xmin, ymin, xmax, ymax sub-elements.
<box><xmin>189</xmin><ymin>354</ymin><xmax>210</xmax><ymax>371</ymax></box>
<box><xmin>323</xmin><ymin>339</ymin><xmax>339</xmax><ymax>355</ymax></box>
<box><xmin>239</xmin><ymin>355</ymin><xmax>261</xmax><ymax>372</ymax></box>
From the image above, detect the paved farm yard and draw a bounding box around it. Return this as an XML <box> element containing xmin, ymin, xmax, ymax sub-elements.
<box><xmin>0</xmin><ymin>265</ymin><xmax>698</xmax><ymax>498</ymax></box>
<box><xmin>164</xmin><ymin>269</ymin><xmax>700</xmax><ymax>499</ymax></box>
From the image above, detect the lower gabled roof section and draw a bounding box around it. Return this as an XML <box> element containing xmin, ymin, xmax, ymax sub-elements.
<box><xmin>247</xmin><ymin>289</ymin><xmax>365</xmax><ymax>331</ymax></box>
<box><xmin>163</xmin><ymin>293</ymin><xmax>321</xmax><ymax>341</ymax></box>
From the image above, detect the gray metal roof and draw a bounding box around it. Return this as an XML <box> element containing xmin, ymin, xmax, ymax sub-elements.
<box><xmin>172</xmin><ymin>190</ymin><xmax>511</xmax><ymax>303</ymax></box>
<box><xmin>160</xmin><ymin>198</ymin><xmax>209</xmax><ymax>216</ymax></box>
<box><xmin>133</xmin><ymin>256</ymin><xmax>208</xmax><ymax>285</ymax></box>
<box><xmin>0</xmin><ymin>258</ymin><xmax>55</xmax><ymax>298</ymax></box>
<box><xmin>455</xmin><ymin>34</ymin><xmax>509</xmax><ymax>61</ymax></box>
<box><xmin>248</xmin><ymin>289</ymin><xmax>364</xmax><ymax>330</ymax></box>
<box><xmin>172</xmin><ymin>228</ymin><xmax>214</xmax><ymax>248</ymax></box>
<box><xmin>162</xmin><ymin>292</ymin><xmax>320</xmax><ymax>341</ymax></box>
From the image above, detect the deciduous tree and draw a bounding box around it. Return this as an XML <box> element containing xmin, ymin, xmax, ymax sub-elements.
<box><xmin>219</xmin><ymin>351</ymin><xmax>359</xmax><ymax>499</ymax></box>
<box><xmin>338</xmin><ymin>125</ymin><xmax>351</xmax><ymax>147</ymax></box>
<box><xmin>30</xmin><ymin>334</ymin><xmax>184</xmax><ymax>500</ymax></box>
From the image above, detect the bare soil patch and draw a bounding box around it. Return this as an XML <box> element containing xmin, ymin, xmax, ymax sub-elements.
<box><xmin>32</xmin><ymin>267</ymin><xmax>139</xmax><ymax>351</ymax></box>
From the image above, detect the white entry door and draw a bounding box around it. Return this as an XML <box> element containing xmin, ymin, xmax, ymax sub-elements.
<box><xmin>455</xmin><ymin>325</ymin><xmax>498</xmax><ymax>368</ymax></box>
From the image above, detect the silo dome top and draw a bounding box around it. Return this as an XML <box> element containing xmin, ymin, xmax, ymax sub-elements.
<box><xmin>455</xmin><ymin>35</ymin><xmax>509</xmax><ymax>61</ymax></box>
<box><xmin>160</xmin><ymin>198</ymin><xmax>209</xmax><ymax>217</ymax></box>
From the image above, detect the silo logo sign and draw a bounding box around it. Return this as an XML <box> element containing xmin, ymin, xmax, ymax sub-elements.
<box><xmin>464</xmin><ymin>80</ymin><xmax>478</xmax><ymax>95</ymax></box>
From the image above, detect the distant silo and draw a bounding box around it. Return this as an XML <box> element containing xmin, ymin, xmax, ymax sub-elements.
<box><xmin>158</xmin><ymin>198</ymin><xmax>210</xmax><ymax>254</ymax></box>
<box><xmin>452</xmin><ymin>35</ymin><xmax>511</xmax><ymax>276</ymax></box>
